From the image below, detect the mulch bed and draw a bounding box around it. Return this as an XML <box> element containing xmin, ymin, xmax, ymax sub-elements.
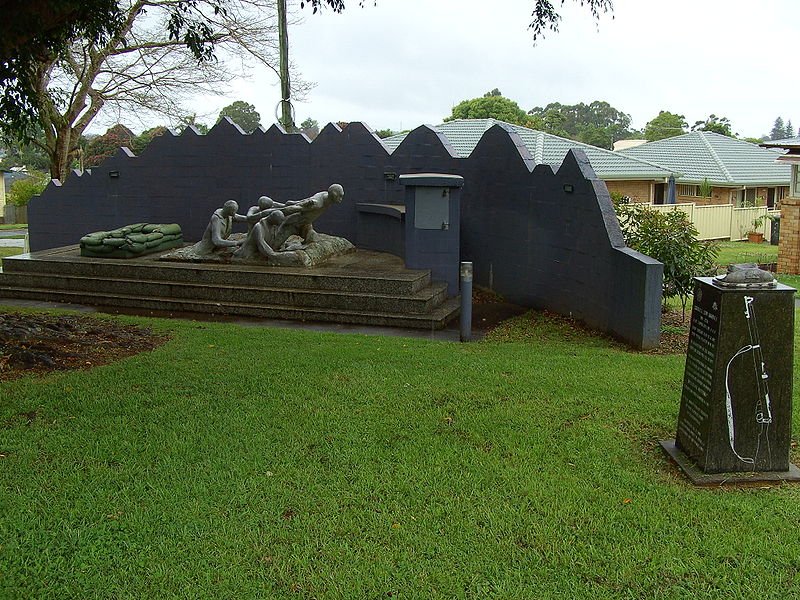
<box><xmin>0</xmin><ymin>312</ymin><xmax>169</xmax><ymax>381</ymax></box>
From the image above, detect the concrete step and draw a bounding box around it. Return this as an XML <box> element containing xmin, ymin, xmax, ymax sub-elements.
<box><xmin>2</xmin><ymin>247</ymin><xmax>432</xmax><ymax>295</ymax></box>
<box><xmin>0</xmin><ymin>286</ymin><xmax>461</xmax><ymax>329</ymax></box>
<box><xmin>0</xmin><ymin>272</ymin><xmax>448</xmax><ymax>314</ymax></box>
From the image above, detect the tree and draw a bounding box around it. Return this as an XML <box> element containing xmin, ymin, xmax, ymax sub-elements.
<box><xmin>770</xmin><ymin>117</ymin><xmax>786</xmax><ymax>141</ymax></box>
<box><xmin>82</xmin><ymin>124</ymin><xmax>135</xmax><ymax>168</ymax></box>
<box><xmin>6</xmin><ymin>171</ymin><xmax>50</xmax><ymax>206</ymax></box>
<box><xmin>3</xmin><ymin>0</ymin><xmax>289</xmax><ymax>183</ymax></box>
<box><xmin>0</xmin><ymin>0</ymin><xmax>228</xmax><ymax>142</ymax></box>
<box><xmin>644</xmin><ymin>111</ymin><xmax>688</xmax><ymax>142</ymax></box>
<box><xmin>529</xmin><ymin>100</ymin><xmax>633</xmax><ymax>148</ymax></box>
<box><xmin>446</xmin><ymin>91</ymin><xmax>537</xmax><ymax>128</ymax></box>
<box><xmin>130</xmin><ymin>126</ymin><xmax>169</xmax><ymax>155</ymax></box>
<box><xmin>692</xmin><ymin>114</ymin><xmax>733</xmax><ymax>137</ymax></box>
<box><xmin>613</xmin><ymin>199</ymin><xmax>717</xmax><ymax>315</ymax></box>
<box><xmin>217</xmin><ymin>100</ymin><xmax>261</xmax><ymax>133</ymax></box>
<box><xmin>300</xmin><ymin>117</ymin><xmax>320</xmax><ymax>139</ymax></box>
<box><xmin>300</xmin><ymin>0</ymin><xmax>613</xmax><ymax>41</ymax></box>
<box><xmin>178</xmin><ymin>115</ymin><xmax>210</xmax><ymax>135</ymax></box>
<box><xmin>374</xmin><ymin>129</ymin><xmax>394</xmax><ymax>139</ymax></box>
<box><xmin>786</xmin><ymin>120</ymin><xmax>794</xmax><ymax>139</ymax></box>
<box><xmin>0</xmin><ymin>131</ymin><xmax>50</xmax><ymax>171</ymax></box>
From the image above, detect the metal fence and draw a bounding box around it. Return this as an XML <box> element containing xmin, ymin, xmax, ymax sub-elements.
<box><xmin>648</xmin><ymin>203</ymin><xmax>779</xmax><ymax>241</ymax></box>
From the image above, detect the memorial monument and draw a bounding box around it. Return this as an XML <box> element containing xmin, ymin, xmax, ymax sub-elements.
<box><xmin>163</xmin><ymin>184</ymin><xmax>354</xmax><ymax>267</ymax></box>
<box><xmin>661</xmin><ymin>264</ymin><xmax>800</xmax><ymax>484</ymax></box>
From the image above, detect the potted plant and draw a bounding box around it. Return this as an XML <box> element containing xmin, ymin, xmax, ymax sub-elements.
<box><xmin>746</xmin><ymin>215</ymin><xmax>766</xmax><ymax>244</ymax></box>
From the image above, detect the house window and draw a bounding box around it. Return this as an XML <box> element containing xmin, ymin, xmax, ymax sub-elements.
<box><xmin>677</xmin><ymin>184</ymin><xmax>700</xmax><ymax>197</ymax></box>
<box><xmin>737</xmin><ymin>188</ymin><xmax>757</xmax><ymax>207</ymax></box>
<box><xmin>777</xmin><ymin>187</ymin><xmax>788</xmax><ymax>201</ymax></box>
<box><xmin>792</xmin><ymin>166</ymin><xmax>800</xmax><ymax>198</ymax></box>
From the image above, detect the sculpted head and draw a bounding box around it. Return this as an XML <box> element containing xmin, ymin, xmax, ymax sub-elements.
<box><xmin>266</xmin><ymin>210</ymin><xmax>284</xmax><ymax>225</ymax></box>
<box><xmin>327</xmin><ymin>184</ymin><xmax>344</xmax><ymax>203</ymax></box>
<box><xmin>258</xmin><ymin>196</ymin><xmax>273</xmax><ymax>210</ymax></box>
<box><xmin>222</xmin><ymin>200</ymin><xmax>238</xmax><ymax>216</ymax></box>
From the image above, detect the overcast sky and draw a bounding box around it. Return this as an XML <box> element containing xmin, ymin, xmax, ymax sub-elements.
<box><xmin>191</xmin><ymin>0</ymin><xmax>798</xmax><ymax>139</ymax></box>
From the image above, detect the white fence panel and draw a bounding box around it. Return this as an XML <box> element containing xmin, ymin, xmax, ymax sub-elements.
<box><xmin>731</xmin><ymin>207</ymin><xmax>768</xmax><ymax>241</ymax></box>
<box><xmin>650</xmin><ymin>203</ymin><xmax>695</xmax><ymax>221</ymax></box>
<box><xmin>693</xmin><ymin>204</ymin><xmax>733</xmax><ymax>240</ymax></box>
<box><xmin>620</xmin><ymin>202</ymin><xmax>779</xmax><ymax>242</ymax></box>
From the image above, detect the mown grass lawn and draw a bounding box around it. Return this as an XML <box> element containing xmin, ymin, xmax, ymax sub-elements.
<box><xmin>0</xmin><ymin>246</ymin><xmax>24</xmax><ymax>268</ymax></box>
<box><xmin>2</xmin><ymin>307</ymin><xmax>800</xmax><ymax>599</ymax></box>
<box><xmin>714</xmin><ymin>241</ymin><xmax>777</xmax><ymax>267</ymax></box>
<box><xmin>0</xmin><ymin>223</ymin><xmax>27</xmax><ymax>231</ymax></box>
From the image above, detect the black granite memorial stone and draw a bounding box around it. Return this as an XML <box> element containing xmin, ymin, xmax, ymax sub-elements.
<box><xmin>670</xmin><ymin>277</ymin><xmax>796</xmax><ymax>478</ymax></box>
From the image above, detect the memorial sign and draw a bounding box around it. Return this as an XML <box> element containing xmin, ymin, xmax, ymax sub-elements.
<box><xmin>663</xmin><ymin>272</ymin><xmax>799</xmax><ymax>483</ymax></box>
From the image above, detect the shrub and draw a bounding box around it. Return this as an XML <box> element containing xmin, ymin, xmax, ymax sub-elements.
<box><xmin>699</xmin><ymin>178</ymin><xmax>712</xmax><ymax>198</ymax></box>
<box><xmin>7</xmin><ymin>171</ymin><xmax>49</xmax><ymax>206</ymax></box>
<box><xmin>613</xmin><ymin>200</ymin><xmax>718</xmax><ymax>315</ymax></box>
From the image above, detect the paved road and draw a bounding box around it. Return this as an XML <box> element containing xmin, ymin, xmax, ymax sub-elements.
<box><xmin>0</xmin><ymin>229</ymin><xmax>27</xmax><ymax>238</ymax></box>
<box><xmin>0</xmin><ymin>237</ymin><xmax>25</xmax><ymax>248</ymax></box>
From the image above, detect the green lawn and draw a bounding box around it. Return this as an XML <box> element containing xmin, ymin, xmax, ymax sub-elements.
<box><xmin>3</xmin><ymin>307</ymin><xmax>800</xmax><ymax>599</ymax></box>
<box><xmin>0</xmin><ymin>246</ymin><xmax>24</xmax><ymax>268</ymax></box>
<box><xmin>714</xmin><ymin>241</ymin><xmax>778</xmax><ymax>266</ymax></box>
<box><xmin>0</xmin><ymin>223</ymin><xmax>27</xmax><ymax>230</ymax></box>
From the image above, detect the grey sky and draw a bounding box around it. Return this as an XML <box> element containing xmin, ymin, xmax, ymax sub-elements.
<box><xmin>204</xmin><ymin>0</ymin><xmax>798</xmax><ymax>139</ymax></box>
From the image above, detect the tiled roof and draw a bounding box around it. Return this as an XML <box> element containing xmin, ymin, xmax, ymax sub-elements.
<box><xmin>761</xmin><ymin>136</ymin><xmax>800</xmax><ymax>149</ymax></box>
<box><xmin>620</xmin><ymin>131</ymin><xmax>790</xmax><ymax>186</ymax></box>
<box><xmin>382</xmin><ymin>119</ymin><xmax>674</xmax><ymax>180</ymax></box>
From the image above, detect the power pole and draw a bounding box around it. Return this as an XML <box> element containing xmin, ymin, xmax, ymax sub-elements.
<box><xmin>277</xmin><ymin>0</ymin><xmax>294</xmax><ymax>131</ymax></box>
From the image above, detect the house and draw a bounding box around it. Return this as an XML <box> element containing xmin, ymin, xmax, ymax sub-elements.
<box><xmin>619</xmin><ymin>132</ymin><xmax>791</xmax><ymax>208</ymax></box>
<box><xmin>382</xmin><ymin>119</ymin><xmax>675</xmax><ymax>203</ymax></box>
<box><xmin>760</xmin><ymin>137</ymin><xmax>800</xmax><ymax>273</ymax></box>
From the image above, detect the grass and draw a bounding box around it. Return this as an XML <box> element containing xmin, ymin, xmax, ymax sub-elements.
<box><xmin>0</xmin><ymin>246</ymin><xmax>24</xmax><ymax>268</ymax></box>
<box><xmin>714</xmin><ymin>241</ymin><xmax>777</xmax><ymax>267</ymax></box>
<box><xmin>0</xmin><ymin>223</ymin><xmax>27</xmax><ymax>230</ymax></box>
<box><xmin>3</xmin><ymin>307</ymin><xmax>800</xmax><ymax>599</ymax></box>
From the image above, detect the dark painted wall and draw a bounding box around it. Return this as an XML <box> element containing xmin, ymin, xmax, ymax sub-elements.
<box><xmin>28</xmin><ymin>118</ymin><xmax>662</xmax><ymax>348</ymax></box>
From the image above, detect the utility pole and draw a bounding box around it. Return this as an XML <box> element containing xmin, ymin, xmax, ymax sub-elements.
<box><xmin>277</xmin><ymin>0</ymin><xmax>294</xmax><ymax>131</ymax></box>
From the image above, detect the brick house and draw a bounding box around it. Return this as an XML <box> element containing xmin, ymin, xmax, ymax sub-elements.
<box><xmin>619</xmin><ymin>131</ymin><xmax>791</xmax><ymax>208</ymax></box>
<box><xmin>761</xmin><ymin>137</ymin><xmax>800</xmax><ymax>274</ymax></box>
<box><xmin>384</xmin><ymin>121</ymin><xmax>792</xmax><ymax>211</ymax></box>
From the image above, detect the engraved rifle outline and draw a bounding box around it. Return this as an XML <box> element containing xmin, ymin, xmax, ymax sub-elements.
<box><xmin>724</xmin><ymin>295</ymin><xmax>772</xmax><ymax>466</ymax></box>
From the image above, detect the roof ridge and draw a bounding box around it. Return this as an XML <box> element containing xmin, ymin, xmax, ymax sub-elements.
<box><xmin>698</xmin><ymin>132</ymin><xmax>733</xmax><ymax>183</ymax></box>
<box><xmin>535</xmin><ymin>131</ymin><xmax>545</xmax><ymax>163</ymax></box>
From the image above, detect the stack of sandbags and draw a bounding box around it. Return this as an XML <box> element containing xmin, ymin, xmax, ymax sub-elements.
<box><xmin>80</xmin><ymin>223</ymin><xmax>183</xmax><ymax>258</ymax></box>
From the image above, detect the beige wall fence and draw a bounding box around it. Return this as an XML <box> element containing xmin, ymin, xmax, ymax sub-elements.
<box><xmin>648</xmin><ymin>203</ymin><xmax>780</xmax><ymax>241</ymax></box>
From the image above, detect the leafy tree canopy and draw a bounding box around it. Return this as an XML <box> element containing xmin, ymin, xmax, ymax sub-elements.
<box><xmin>374</xmin><ymin>129</ymin><xmax>394</xmax><ymax>139</ymax></box>
<box><xmin>768</xmin><ymin>117</ymin><xmax>796</xmax><ymax>140</ymax></box>
<box><xmin>0</xmin><ymin>129</ymin><xmax>50</xmax><ymax>171</ymax></box>
<box><xmin>0</xmin><ymin>0</ymin><xmax>225</xmax><ymax>141</ymax></box>
<box><xmin>445</xmin><ymin>91</ymin><xmax>536</xmax><ymax>128</ymax></box>
<box><xmin>218</xmin><ymin>101</ymin><xmax>262</xmax><ymax>133</ymax></box>
<box><xmin>300</xmin><ymin>117</ymin><xmax>320</xmax><ymax>140</ymax></box>
<box><xmin>82</xmin><ymin>124</ymin><xmax>135</xmax><ymax>168</ymax></box>
<box><xmin>770</xmin><ymin>117</ymin><xmax>786</xmax><ymax>141</ymax></box>
<box><xmin>644</xmin><ymin>111</ymin><xmax>687</xmax><ymax>142</ymax></box>
<box><xmin>130</xmin><ymin>126</ymin><xmax>169</xmax><ymax>155</ymax></box>
<box><xmin>528</xmin><ymin>100</ymin><xmax>632</xmax><ymax>148</ymax></box>
<box><xmin>691</xmin><ymin>114</ymin><xmax>733</xmax><ymax>137</ymax></box>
